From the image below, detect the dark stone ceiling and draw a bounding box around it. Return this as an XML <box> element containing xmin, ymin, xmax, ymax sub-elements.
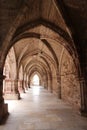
<box><xmin>0</xmin><ymin>0</ymin><xmax>87</xmax><ymax>72</ymax></box>
<box><xmin>0</xmin><ymin>0</ymin><xmax>87</xmax><ymax>43</ymax></box>
<box><xmin>60</xmin><ymin>0</ymin><xmax>87</xmax><ymax>39</ymax></box>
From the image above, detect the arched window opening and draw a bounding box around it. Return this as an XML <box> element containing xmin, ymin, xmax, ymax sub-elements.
<box><xmin>3</xmin><ymin>47</ymin><xmax>18</xmax><ymax>100</ymax></box>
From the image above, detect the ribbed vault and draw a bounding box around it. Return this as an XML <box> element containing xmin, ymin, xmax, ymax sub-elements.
<box><xmin>2</xmin><ymin>17</ymin><xmax>81</xmax><ymax>107</ymax></box>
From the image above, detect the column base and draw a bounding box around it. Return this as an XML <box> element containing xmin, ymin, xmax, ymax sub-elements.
<box><xmin>80</xmin><ymin>109</ymin><xmax>87</xmax><ymax>117</ymax></box>
<box><xmin>19</xmin><ymin>88</ymin><xmax>25</xmax><ymax>93</ymax></box>
<box><xmin>48</xmin><ymin>87</ymin><xmax>53</xmax><ymax>93</ymax></box>
<box><xmin>0</xmin><ymin>103</ymin><xmax>8</xmax><ymax>123</ymax></box>
<box><xmin>4</xmin><ymin>93</ymin><xmax>20</xmax><ymax>100</ymax></box>
<box><xmin>48</xmin><ymin>86</ymin><xmax>52</xmax><ymax>91</ymax></box>
<box><xmin>53</xmin><ymin>90</ymin><xmax>61</xmax><ymax>99</ymax></box>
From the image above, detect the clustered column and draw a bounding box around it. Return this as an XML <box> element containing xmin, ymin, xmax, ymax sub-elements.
<box><xmin>80</xmin><ymin>77</ymin><xmax>87</xmax><ymax>116</ymax></box>
<box><xmin>0</xmin><ymin>73</ymin><xmax>8</xmax><ymax>122</ymax></box>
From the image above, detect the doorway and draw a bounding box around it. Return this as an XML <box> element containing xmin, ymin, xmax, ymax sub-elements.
<box><xmin>31</xmin><ymin>74</ymin><xmax>40</xmax><ymax>86</ymax></box>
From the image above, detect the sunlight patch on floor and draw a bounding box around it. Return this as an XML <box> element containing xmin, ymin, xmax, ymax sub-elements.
<box><xmin>31</xmin><ymin>86</ymin><xmax>40</xmax><ymax>96</ymax></box>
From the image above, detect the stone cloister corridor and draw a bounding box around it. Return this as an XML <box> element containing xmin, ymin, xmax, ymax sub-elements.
<box><xmin>0</xmin><ymin>0</ymin><xmax>87</xmax><ymax>129</ymax></box>
<box><xmin>0</xmin><ymin>86</ymin><xmax>87</xmax><ymax>130</ymax></box>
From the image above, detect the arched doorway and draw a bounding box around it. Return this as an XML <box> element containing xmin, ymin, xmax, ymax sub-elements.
<box><xmin>31</xmin><ymin>74</ymin><xmax>40</xmax><ymax>86</ymax></box>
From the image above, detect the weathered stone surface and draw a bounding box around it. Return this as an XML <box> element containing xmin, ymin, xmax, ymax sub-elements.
<box><xmin>61</xmin><ymin>49</ymin><xmax>81</xmax><ymax>109</ymax></box>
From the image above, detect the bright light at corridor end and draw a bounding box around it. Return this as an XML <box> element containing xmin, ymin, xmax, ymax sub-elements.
<box><xmin>31</xmin><ymin>74</ymin><xmax>40</xmax><ymax>86</ymax></box>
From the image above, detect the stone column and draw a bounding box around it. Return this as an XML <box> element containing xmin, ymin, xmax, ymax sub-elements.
<box><xmin>0</xmin><ymin>73</ymin><xmax>8</xmax><ymax>122</ymax></box>
<box><xmin>39</xmin><ymin>79</ymin><xmax>41</xmax><ymax>86</ymax></box>
<box><xmin>57</xmin><ymin>74</ymin><xmax>61</xmax><ymax>99</ymax></box>
<box><xmin>48</xmin><ymin>77</ymin><xmax>52</xmax><ymax>92</ymax></box>
<box><xmin>12</xmin><ymin>79</ymin><xmax>20</xmax><ymax>99</ymax></box>
<box><xmin>24</xmin><ymin>78</ymin><xmax>28</xmax><ymax>90</ymax></box>
<box><xmin>18</xmin><ymin>80</ymin><xmax>25</xmax><ymax>93</ymax></box>
<box><xmin>28</xmin><ymin>79</ymin><xmax>31</xmax><ymax>88</ymax></box>
<box><xmin>80</xmin><ymin>77</ymin><xmax>87</xmax><ymax>116</ymax></box>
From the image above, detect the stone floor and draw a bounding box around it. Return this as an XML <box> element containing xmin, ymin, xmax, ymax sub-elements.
<box><xmin>0</xmin><ymin>86</ymin><xmax>87</xmax><ymax>130</ymax></box>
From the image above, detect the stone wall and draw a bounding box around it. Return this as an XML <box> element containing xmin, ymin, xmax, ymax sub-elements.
<box><xmin>60</xmin><ymin>49</ymin><xmax>81</xmax><ymax>109</ymax></box>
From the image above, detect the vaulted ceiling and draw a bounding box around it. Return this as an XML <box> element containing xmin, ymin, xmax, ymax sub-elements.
<box><xmin>0</xmin><ymin>0</ymin><xmax>87</xmax><ymax>77</ymax></box>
